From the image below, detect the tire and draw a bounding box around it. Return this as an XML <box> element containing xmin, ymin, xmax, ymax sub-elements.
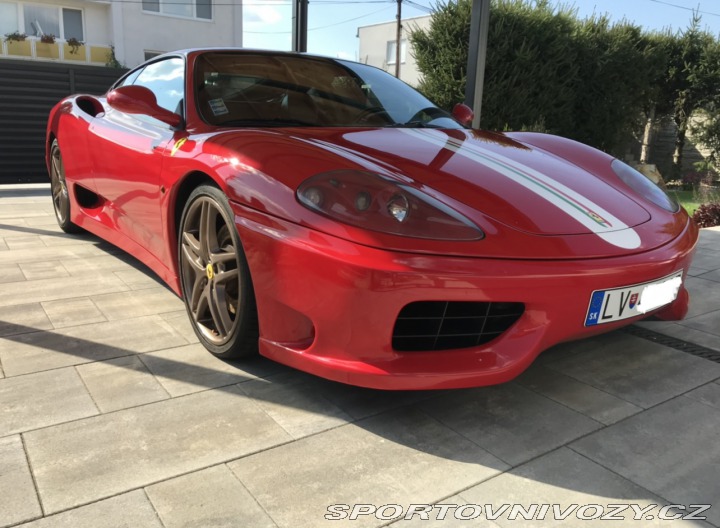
<box><xmin>49</xmin><ymin>139</ymin><xmax>82</xmax><ymax>234</ymax></box>
<box><xmin>178</xmin><ymin>184</ymin><xmax>258</xmax><ymax>358</ymax></box>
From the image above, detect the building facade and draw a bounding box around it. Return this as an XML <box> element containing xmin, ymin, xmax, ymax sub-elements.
<box><xmin>357</xmin><ymin>15</ymin><xmax>430</xmax><ymax>87</ymax></box>
<box><xmin>0</xmin><ymin>0</ymin><xmax>243</xmax><ymax>67</ymax></box>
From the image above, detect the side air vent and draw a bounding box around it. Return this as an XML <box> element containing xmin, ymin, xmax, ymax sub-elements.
<box><xmin>392</xmin><ymin>301</ymin><xmax>524</xmax><ymax>352</ymax></box>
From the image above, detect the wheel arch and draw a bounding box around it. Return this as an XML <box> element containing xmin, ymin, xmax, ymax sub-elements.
<box><xmin>166</xmin><ymin>171</ymin><xmax>233</xmax><ymax>286</ymax></box>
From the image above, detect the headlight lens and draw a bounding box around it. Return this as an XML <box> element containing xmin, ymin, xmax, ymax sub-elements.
<box><xmin>611</xmin><ymin>159</ymin><xmax>679</xmax><ymax>213</ymax></box>
<box><xmin>297</xmin><ymin>170</ymin><xmax>484</xmax><ymax>240</ymax></box>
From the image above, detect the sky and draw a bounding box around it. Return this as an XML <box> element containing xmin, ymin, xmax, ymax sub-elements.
<box><xmin>242</xmin><ymin>0</ymin><xmax>720</xmax><ymax>60</ymax></box>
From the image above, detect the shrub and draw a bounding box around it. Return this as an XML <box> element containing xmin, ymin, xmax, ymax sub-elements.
<box><xmin>692</xmin><ymin>202</ymin><xmax>720</xmax><ymax>227</ymax></box>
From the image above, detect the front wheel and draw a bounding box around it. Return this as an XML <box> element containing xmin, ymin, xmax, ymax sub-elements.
<box><xmin>178</xmin><ymin>185</ymin><xmax>258</xmax><ymax>358</ymax></box>
<box><xmin>49</xmin><ymin>139</ymin><xmax>82</xmax><ymax>233</ymax></box>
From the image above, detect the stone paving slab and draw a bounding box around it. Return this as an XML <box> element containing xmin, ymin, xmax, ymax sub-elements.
<box><xmin>460</xmin><ymin>447</ymin><xmax>712</xmax><ymax>527</ymax></box>
<box><xmin>542</xmin><ymin>332</ymin><xmax>720</xmax><ymax>408</ymax></box>
<box><xmin>516</xmin><ymin>363</ymin><xmax>643</xmax><ymax>425</ymax></box>
<box><xmin>19</xmin><ymin>260</ymin><xmax>70</xmax><ymax>280</ymax></box>
<box><xmin>636</xmin><ymin>319</ymin><xmax>720</xmax><ymax>352</ymax></box>
<box><xmin>572</xmin><ymin>392</ymin><xmax>720</xmax><ymax>527</ymax></box>
<box><xmin>697</xmin><ymin>268</ymin><xmax>720</xmax><ymax>282</ymax></box>
<box><xmin>0</xmin><ymin>242</ymin><xmax>117</xmax><ymax>268</ymax></box>
<box><xmin>0</xmin><ymin>263</ymin><xmax>24</xmax><ymax>284</ymax></box>
<box><xmin>140</xmin><ymin>343</ymin><xmax>280</xmax><ymax>396</ymax></box>
<box><xmin>76</xmin><ymin>355</ymin><xmax>170</xmax><ymax>413</ymax></box>
<box><xmin>239</xmin><ymin>372</ymin><xmax>355</xmax><ymax>439</ymax></box>
<box><xmin>15</xmin><ymin>490</ymin><xmax>164</xmax><ymax>528</ymax></box>
<box><xmin>680</xmin><ymin>309</ymin><xmax>720</xmax><ymax>336</ymax></box>
<box><xmin>24</xmin><ymin>386</ymin><xmax>292</xmax><ymax>514</ymax></box>
<box><xmin>419</xmin><ymin>383</ymin><xmax>601</xmax><ymax>466</ymax></box>
<box><xmin>0</xmin><ymin>368</ymin><xmax>98</xmax><ymax>437</ymax></box>
<box><xmin>229</xmin><ymin>407</ymin><xmax>508</xmax><ymax>528</ymax></box>
<box><xmin>0</xmin><ymin>436</ymin><xmax>42</xmax><ymax>527</ymax></box>
<box><xmin>90</xmin><ymin>287</ymin><xmax>182</xmax><ymax>321</ymax></box>
<box><xmin>158</xmin><ymin>310</ymin><xmax>200</xmax><ymax>343</ymax></box>
<box><xmin>145</xmin><ymin>465</ymin><xmax>277</xmax><ymax>528</ymax></box>
<box><xmin>0</xmin><ymin>273</ymin><xmax>130</xmax><ymax>309</ymax></box>
<box><xmin>41</xmin><ymin>297</ymin><xmax>107</xmax><ymax>328</ymax></box>
<box><xmin>0</xmin><ymin>303</ymin><xmax>53</xmax><ymax>337</ymax></box>
<box><xmin>0</xmin><ymin>315</ymin><xmax>189</xmax><ymax>376</ymax></box>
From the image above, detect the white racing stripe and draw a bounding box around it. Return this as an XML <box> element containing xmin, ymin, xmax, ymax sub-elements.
<box><xmin>402</xmin><ymin>129</ymin><xmax>642</xmax><ymax>250</ymax></box>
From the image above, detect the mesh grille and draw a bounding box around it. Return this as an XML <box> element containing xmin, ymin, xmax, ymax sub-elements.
<box><xmin>392</xmin><ymin>301</ymin><xmax>524</xmax><ymax>352</ymax></box>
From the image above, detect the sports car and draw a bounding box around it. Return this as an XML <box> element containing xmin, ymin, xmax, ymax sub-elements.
<box><xmin>46</xmin><ymin>49</ymin><xmax>698</xmax><ymax>390</ymax></box>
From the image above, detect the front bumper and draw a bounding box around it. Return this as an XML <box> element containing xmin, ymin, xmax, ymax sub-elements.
<box><xmin>233</xmin><ymin>202</ymin><xmax>698</xmax><ymax>390</ymax></box>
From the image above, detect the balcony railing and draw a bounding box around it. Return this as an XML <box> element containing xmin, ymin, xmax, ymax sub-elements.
<box><xmin>0</xmin><ymin>38</ymin><xmax>112</xmax><ymax>65</ymax></box>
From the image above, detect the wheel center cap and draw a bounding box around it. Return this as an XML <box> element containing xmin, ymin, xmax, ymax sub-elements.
<box><xmin>206</xmin><ymin>263</ymin><xmax>214</xmax><ymax>280</ymax></box>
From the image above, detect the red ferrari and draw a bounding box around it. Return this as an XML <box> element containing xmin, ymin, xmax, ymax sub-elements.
<box><xmin>46</xmin><ymin>49</ymin><xmax>698</xmax><ymax>390</ymax></box>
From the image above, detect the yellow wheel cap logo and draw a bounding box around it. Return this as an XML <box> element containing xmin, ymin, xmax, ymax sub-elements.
<box><xmin>206</xmin><ymin>264</ymin><xmax>214</xmax><ymax>280</ymax></box>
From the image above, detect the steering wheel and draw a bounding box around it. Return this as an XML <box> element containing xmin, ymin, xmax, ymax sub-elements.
<box><xmin>353</xmin><ymin>106</ymin><xmax>392</xmax><ymax>124</ymax></box>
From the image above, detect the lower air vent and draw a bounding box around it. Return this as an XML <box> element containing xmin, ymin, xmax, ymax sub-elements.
<box><xmin>392</xmin><ymin>301</ymin><xmax>524</xmax><ymax>352</ymax></box>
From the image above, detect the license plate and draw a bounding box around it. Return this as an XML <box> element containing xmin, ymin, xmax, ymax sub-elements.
<box><xmin>584</xmin><ymin>271</ymin><xmax>683</xmax><ymax>326</ymax></box>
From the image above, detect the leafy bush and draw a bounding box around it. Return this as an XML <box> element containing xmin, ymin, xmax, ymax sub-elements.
<box><xmin>409</xmin><ymin>0</ymin><xmax>683</xmax><ymax>155</ymax></box>
<box><xmin>692</xmin><ymin>202</ymin><xmax>720</xmax><ymax>227</ymax></box>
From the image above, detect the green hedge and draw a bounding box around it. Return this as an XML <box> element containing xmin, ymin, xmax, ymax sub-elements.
<box><xmin>410</xmin><ymin>0</ymin><xmax>672</xmax><ymax>154</ymax></box>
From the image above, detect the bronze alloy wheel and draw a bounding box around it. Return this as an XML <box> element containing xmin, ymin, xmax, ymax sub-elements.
<box><xmin>179</xmin><ymin>185</ymin><xmax>258</xmax><ymax>358</ymax></box>
<box><xmin>49</xmin><ymin>139</ymin><xmax>81</xmax><ymax>233</ymax></box>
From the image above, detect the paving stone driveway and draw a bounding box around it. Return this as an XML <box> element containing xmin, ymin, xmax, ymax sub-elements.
<box><xmin>1</xmin><ymin>184</ymin><xmax>719</xmax><ymax>528</ymax></box>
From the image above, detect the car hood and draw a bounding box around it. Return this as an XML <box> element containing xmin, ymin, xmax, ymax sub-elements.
<box><xmin>204</xmin><ymin>127</ymin><xmax>687</xmax><ymax>259</ymax></box>
<box><xmin>305</xmin><ymin>128</ymin><xmax>650</xmax><ymax>240</ymax></box>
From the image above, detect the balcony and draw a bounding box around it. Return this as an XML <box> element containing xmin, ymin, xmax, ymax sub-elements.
<box><xmin>0</xmin><ymin>37</ymin><xmax>112</xmax><ymax>65</ymax></box>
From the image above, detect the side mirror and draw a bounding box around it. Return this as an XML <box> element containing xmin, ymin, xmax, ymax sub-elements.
<box><xmin>452</xmin><ymin>103</ymin><xmax>474</xmax><ymax>128</ymax></box>
<box><xmin>107</xmin><ymin>85</ymin><xmax>182</xmax><ymax>128</ymax></box>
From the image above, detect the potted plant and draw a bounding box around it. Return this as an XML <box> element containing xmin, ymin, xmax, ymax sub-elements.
<box><xmin>64</xmin><ymin>36</ymin><xmax>85</xmax><ymax>60</ymax></box>
<box><xmin>4</xmin><ymin>31</ymin><xmax>31</xmax><ymax>56</ymax></box>
<box><xmin>66</xmin><ymin>37</ymin><xmax>83</xmax><ymax>54</ymax></box>
<box><xmin>36</xmin><ymin>33</ymin><xmax>59</xmax><ymax>59</ymax></box>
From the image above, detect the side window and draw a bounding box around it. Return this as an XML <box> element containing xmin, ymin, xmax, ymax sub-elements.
<box><xmin>116</xmin><ymin>69</ymin><xmax>141</xmax><ymax>88</ymax></box>
<box><xmin>133</xmin><ymin>58</ymin><xmax>185</xmax><ymax>114</ymax></box>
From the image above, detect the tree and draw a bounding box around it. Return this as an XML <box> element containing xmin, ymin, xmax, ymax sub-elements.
<box><xmin>409</xmin><ymin>0</ymin><xmax>670</xmax><ymax>154</ymax></box>
<box><xmin>659</xmin><ymin>15</ymin><xmax>720</xmax><ymax>178</ymax></box>
<box><xmin>410</xmin><ymin>0</ymin><xmax>472</xmax><ymax>111</ymax></box>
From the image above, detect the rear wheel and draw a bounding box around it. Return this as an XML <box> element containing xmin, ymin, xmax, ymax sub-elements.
<box><xmin>49</xmin><ymin>139</ymin><xmax>82</xmax><ymax>233</ymax></box>
<box><xmin>178</xmin><ymin>185</ymin><xmax>258</xmax><ymax>358</ymax></box>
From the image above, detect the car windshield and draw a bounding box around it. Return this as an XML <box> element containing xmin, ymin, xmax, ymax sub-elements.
<box><xmin>194</xmin><ymin>52</ymin><xmax>463</xmax><ymax>129</ymax></box>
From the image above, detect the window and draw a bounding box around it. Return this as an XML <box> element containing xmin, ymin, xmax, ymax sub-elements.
<box><xmin>0</xmin><ymin>2</ymin><xmax>19</xmax><ymax>35</ymax></box>
<box><xmin>144</xmin><ymin>50</ymin><xmax>164</xmax><ymax>61</ymax></box>
<box><xmin>62</xmin><ymin>9</ymin><xmax>83</xmax><ymax>40</ymax></box>
<box><xmin>133</xmin><ymin>58</ymin><xmax>185</xmax><ymax>115</ymax></box>
<box><xmin>386</xmin><ymin>39</ymin><xmax>407</xmax><ymax>65</ymax></box>
<box><xmin>21</xmin><ymin>4</ymin><xmax>83</xmax><ymax>40</ymax></box>
<box><xmin>24</xmin><ymin>5</ymin><xmax>59</xmax><ymax>37</ymax></box>
<box><xmin>142</xmin><ymin>0</ymin><xmax>211</xmax><ymax>20</ymax></box>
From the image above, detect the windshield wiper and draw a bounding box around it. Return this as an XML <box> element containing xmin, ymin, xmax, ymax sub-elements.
<box><xmin>387</xmin><ymin>120</ymin><xmax>444</xmax><ymax>129</ymax></box>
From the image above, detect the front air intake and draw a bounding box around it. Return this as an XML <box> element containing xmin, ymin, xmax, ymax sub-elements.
<box><xmin>392</xmin><ymin>301</ymin><xmax>524</xmax><ymax>352</ymax></box>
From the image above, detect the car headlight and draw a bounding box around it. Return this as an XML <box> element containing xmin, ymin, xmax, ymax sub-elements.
<box><xmin>611</xmin><ymin>159</ymin><xmax>679</xmax><ymax>213</ymax></box>
<box><xmin>297</xmin><ymin>170</ymin><xmax>484</xmax><ymax>241</ymax></box>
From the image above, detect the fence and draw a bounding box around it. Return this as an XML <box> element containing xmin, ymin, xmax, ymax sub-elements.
<box><xmin>0</xmin><ymin>58</ymin><xmax>125</xmax><ymax>183</ymax></box>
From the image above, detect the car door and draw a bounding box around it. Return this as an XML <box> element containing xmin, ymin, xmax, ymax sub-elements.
<box><xmin>89</xmin><ymin>57</ymin><xmax>185</xmax><ymax>263</ymax></box>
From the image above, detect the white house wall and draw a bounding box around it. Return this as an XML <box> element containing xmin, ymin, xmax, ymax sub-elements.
<box><xmin>113</xmin><ymin>0</ymin><xmax>243</xmax><ymax>67</ymax></box>
<box><xmin>357</xmin><ymin>15</ymin><xmax>430</xmax><ymax>87</ymax></box>
<box><xmin>83</xmin><ymin>1</ymin><xmax>111</xmax><ymax>47</ymax></box>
